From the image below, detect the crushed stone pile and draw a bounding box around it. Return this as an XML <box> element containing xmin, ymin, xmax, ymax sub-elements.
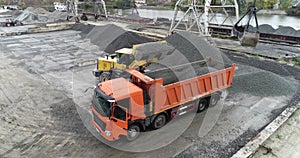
<box><xmin>72</xmin><ymin>23</ymin><xmax>153</xmax><ymax>53</ymax></box>
<box><xmin>274</xmin><ymin>26</ymin><xmax>297</xmax><ymax>36</ymax></box>
<box><xmin>248</xmin><ymin>24</ymin><xmax>300</xmax><ymax>37</ymax></box>
<box><xmin>146</xmin><ymin>31</ymin><xmax>233</xmax><ymax>85</ymax></box>
<box><xmin>134</xmin><ymin>41</ymin><xmax>175</xmax><ymax>61</ymax></box>
<box><xmin>229</xmin><ymin>71</ymin><xmax>297</xmax><ymax>97</ymax></box>
<box><xmin>258</xmin><ymin>24</ymin><xmax>275</xmax><ymax>34</ymax></box>
<box><xmin>72</xmin><ymin>23</ymin><xmax>95</xmax><ymax>36</ymax></box>
<box><xmin>15</xmin><ymin>10</ymin><xmax>47</xmax><ymax>22</ymax></box>
<box><xmin>15</xmin><ymin>7</ymin><xmax>68</xmax><ymax>24</ymax></box>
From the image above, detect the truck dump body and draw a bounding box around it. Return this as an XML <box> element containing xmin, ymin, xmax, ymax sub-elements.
<box><xmin>154</xmin><ymin>64</ymin><xmax>235</xmax><ymax>113</ymax></box>
<box><xmin>128</xmin><ymin>64</ymin><xmax>236</xmax><ymax>114</ymax></box>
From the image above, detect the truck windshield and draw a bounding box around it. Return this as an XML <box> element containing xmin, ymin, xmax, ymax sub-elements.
<box><xmin>92</xmin><ymin>92</ymin><xmax>111</xmax><ymax>117</ymax></box>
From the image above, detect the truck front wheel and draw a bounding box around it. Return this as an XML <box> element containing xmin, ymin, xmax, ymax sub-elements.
<box><xmin>127</xmin><ymin>124</ymin><xmax>141</xmax><ymax>141</ymax></box>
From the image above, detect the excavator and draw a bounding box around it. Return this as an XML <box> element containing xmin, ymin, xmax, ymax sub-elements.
<box><xmin>233</xmin><ymin>0</ymin><xmax>259</xmax><ymax>47</ymax></box>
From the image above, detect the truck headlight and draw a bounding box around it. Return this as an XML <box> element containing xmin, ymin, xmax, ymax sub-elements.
<box><xmin>105</xmin><ymin>130</ymin><xmax>111</xmax><ymax>137</ymax></box>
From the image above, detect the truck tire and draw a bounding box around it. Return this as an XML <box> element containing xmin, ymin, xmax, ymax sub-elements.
<box><xmin>127</xmin><ymin>124</ymin><xmax>141</xmax><ymax>141</ymax></box>
<box><xmin>152</xmin><ymin>114</ymin><xmax>167</xmax><ymax>129</ymax></box>
<box><xmin>209</xmin><ymin>93</ymin><xmax>221</xmax><ymax>107</ymax></box>
<box><xmin>197</xmin><ymin>99</ymin><xmax>209</xmax><ymax>113</ymax></box>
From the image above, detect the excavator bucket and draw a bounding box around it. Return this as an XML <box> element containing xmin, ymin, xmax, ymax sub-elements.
<box><xmin>240</xmin><ymin>31</ymin><xmax>259</xmax><ymax>47</ymax></box>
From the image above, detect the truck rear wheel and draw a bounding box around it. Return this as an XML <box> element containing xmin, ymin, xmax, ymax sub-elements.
<box><xmin>127</xmin><ymin>124</ymin><xmax>141</xmax><ymax>141</ymax></box>
<box><xmin>209</xmin><ymin>93</ymin><xmax>221</xmax><ymax>107</ymax></box>
<box><xmin>152</xmin><ymin>114</ymin><xmax>167</xmax><ymax>129</ymax></box>
<box><xmin>197</xmin><ymin>99</ymin><xmax>209</xmax><ymax>113</ymax></box>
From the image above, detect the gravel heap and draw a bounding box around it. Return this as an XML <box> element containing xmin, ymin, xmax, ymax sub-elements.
<box><xmin>247</xmin><ymin>24</ymin><xmax>300</xmax><ymax>37</ymax></box>
<box><xmin>72</xmin><ymin>23</ymin><xmax>153</xmax><ymax>53</ymax></box>
<box><xmin>146</xmin><ymin>31</ymin><xmax>233</xmax><ymax>85</ymax></box>
<box><xmin>134</xmin><ymin>42</ymin><xmax>175</xmax><ymax>61</ymax></box>
<box><xmin>71</xmin><ymin>23</ymin><xmax>95</xmax><ymax>36</ymax></box>
<box><xmin>15</xmin><ymin>7</ymin><xmax>67</xmax><ymax>24</ymax></box>
<box><xmin>229</xmin><ymin>71</ymin><xmax>297</xmax><ymax>97</ymax></box>
<box><xmin>259</xmin><ymin>24</ymin><xmax>275</xmax><ymax>34</ymax></box>
<box><xmin>274</xmin><ymin>26</ymin><xmax>297</xmax><ymax>36</ymax></box>
<box><xmin>15</xmin><ymin>10</ymin><xmax>47</xmax><ymax>22</ymax></box>
<box><xmin>239</xmin><ymin>24</ymin><xmax>300</xmax><ymax>37</ymax></box>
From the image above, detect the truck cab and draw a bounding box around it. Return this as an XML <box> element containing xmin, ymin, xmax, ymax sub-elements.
<box><xmin>90</xmin><ymin>77</ymin><xmax>146</xmax><ymax>141</ymax></box>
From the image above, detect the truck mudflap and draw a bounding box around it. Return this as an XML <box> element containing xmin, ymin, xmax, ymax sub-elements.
<box><xmin>91</xmin><ymin>105</ymin><xmax>127</xmax><ymax>141</ymax></box>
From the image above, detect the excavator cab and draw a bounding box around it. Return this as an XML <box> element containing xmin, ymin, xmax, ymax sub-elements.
<box><xmin>233</xmin><ymin>4</ymin><xmax>259</xmax><ymax>47</ymax></box>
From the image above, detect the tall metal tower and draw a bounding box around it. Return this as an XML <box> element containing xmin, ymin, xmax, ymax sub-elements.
<box><xmin>66</xmin><ymin>0</ymin><xmax>108</xmax><ymax>22</ymax></box>
<box><xmin>169</xmin><ymin>0</ymin><xmax>239</xmax><ymax>36</ymax></box>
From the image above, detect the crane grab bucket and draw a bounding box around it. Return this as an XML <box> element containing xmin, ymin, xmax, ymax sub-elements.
<box><xmin>240</xmin><ymin>31</ymin><xmax>259</xmax><ymax>46</ymax></box>
<box><xmin>233</xmin><ymin>4</ymin><xmax>259</xmax><ymax>47</ymax></box>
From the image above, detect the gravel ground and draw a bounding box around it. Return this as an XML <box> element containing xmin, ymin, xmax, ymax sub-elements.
<box><xmin>176</xmin><ymin>56</ymin><xmax>300</xmax><ymax>157</ymax></box>
<box><xmin>0</xmin><ymin>24</ymin><xmax>300</xmax><ymax>158</ymax></box>
<box><xmin>230</xmin><ymin>71</ymin><xmax>297</xmax><ymax>97</ymax></box>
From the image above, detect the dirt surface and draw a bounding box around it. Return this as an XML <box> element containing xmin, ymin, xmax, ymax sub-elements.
<box><xmin>0</xmin><ymin>25</ymin><xmax>300</xmax><ymax>157</ymax></box>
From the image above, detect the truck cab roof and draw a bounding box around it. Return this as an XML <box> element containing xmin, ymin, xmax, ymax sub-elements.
<box><xmin>98</xmin><ymin>78</ymin><xmax>142</xmax><ymax>101</ymax></box>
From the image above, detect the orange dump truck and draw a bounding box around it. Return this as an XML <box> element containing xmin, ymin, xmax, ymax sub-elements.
<box><xmin>90</xmin><ymin>64</ymin><xmax>236</xmax><ymax>141</ymax></box>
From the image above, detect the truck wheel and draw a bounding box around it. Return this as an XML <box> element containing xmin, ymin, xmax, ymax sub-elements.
<box><xmin>152</xmin><ymin>114</ymin><xmax>167</xmax><ymax>129</ymax></box>
<box><xmin>197</xmin><ymin>99</ymin><xmax>209</xmax><ymax>113</ymax></box>
<box><xmin>127</xmin><ymin>124</ymin><xmax>141</xmax><ymax>141</ymax></box>
<box><xmin>209</xmin><ymin>93</ymin><xmax>221</xmax><ymax>107</ymax></box>
<box><xmin>100</xmin><ymin>72</ymin><xmax>111</xmax><ymax>82</ymax></box>
<box><xmin>6</xmin><ymin>23</ymin><xmax>10</xmax><ymax>27</ymax></box>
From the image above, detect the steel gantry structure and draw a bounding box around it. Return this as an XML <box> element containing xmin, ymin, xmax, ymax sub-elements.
<box><xmin>66</xmin><ymin>0</ymin><xmax>108</xmax><ymax>21</ymax></box>
<box><xmin>169</xmin><ymin>0</ymin><xmax>239</xmax><ymax>36</ymax></box>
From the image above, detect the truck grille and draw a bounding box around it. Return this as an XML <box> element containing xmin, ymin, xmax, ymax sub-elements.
<box><xmin>93</xmin><ymin>113</ymin><xmax>106</xmax><ymax>131</ymax></box>
<box><xmin>93</xmin><ymin>102</ymin><xmax>103</xmax><ymax>115</ymax></box>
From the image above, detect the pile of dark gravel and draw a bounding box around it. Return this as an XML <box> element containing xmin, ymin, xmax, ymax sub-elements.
<box><xmin>229</xmin><ymin>71</ymin><xmax>297</xmax><ymax>97</ymax></box>
<box><xmin>274</xmin><ymin>26</ymin><xmax>297</xmax><ymax>36</ymax></box>
<box><xmin>259</xmin><ymin>24</ymin><xmax>275</xmax><ymax>34</ymax></box>
<box><xmin>71</xmin><ymin>23</ymin><xmax>153</xmax><ymax>54</ymax></box>
<box><xmin>241</xmin><ymin>24</ymin><xmax>300</xmax><ymax>37</ymax></box>
<box><xmin>146</xmin><ymin>31</ymin><xmax>233</xmax><ymax>85</ymax></box>
<box><xmin>248</xmin><ymin>24</ymin><xmax>300</xmax><ymax>37</ymax></box>
<box><xmin>104</xmin><ymin>31</ymin><xmax>153</xmax><ymax>54</ymax></box>
<box><xmin>72</xmin><ymin>23</ymin><xmax>95</xmax><ymax>37</ymax></box>
<box><xmin>165</xmin><ymin>31</ymin><xmax>232</xmax><ymax>66</ymax></box>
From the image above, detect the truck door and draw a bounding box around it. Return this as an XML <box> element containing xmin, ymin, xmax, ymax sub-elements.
<box><xmin>111</xmin><ymin>105</ymin><xmax>128</xmax><ymax>129</ymax></box>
